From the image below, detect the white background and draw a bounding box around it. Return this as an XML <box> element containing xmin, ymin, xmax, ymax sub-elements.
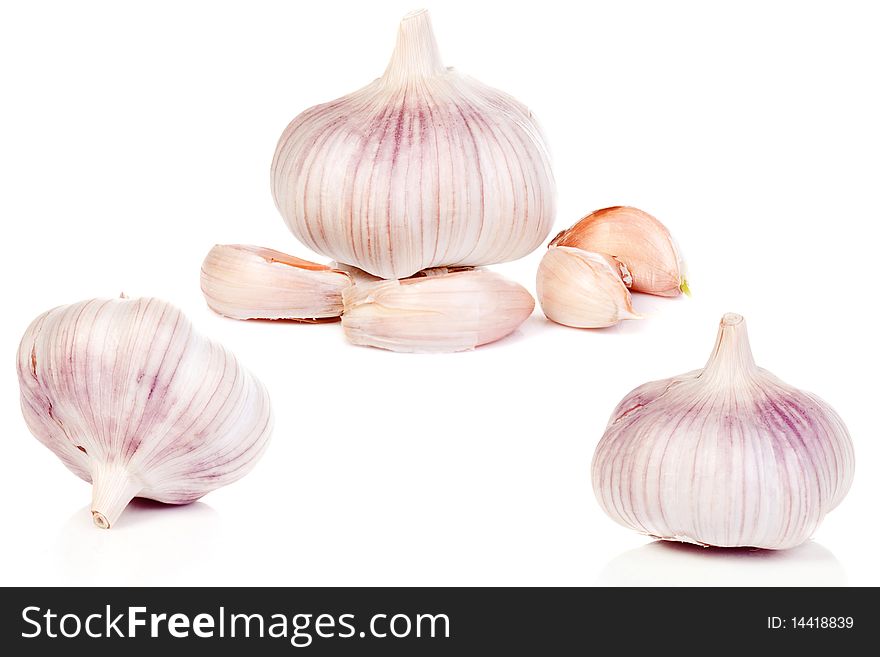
<box><xmin>1</xmin><ymin>0</ymin><xmax>877</xmax><ymax>586</ymax></box>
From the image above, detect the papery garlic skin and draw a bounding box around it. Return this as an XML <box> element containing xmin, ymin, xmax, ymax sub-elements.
<box><xmin>271</xmin><ymin>10</ymin><xmax>556</xmax><ymax>280</ymax></box>
<box><xmin>329</xmin><ymin>262</ymin><xmax>383</xmax><ymax>286</ymax></box>
<box><xmin>592</xmin><ymin>313</ymin><xmax>854</xmax><ymax>549</ymax></box>
<box><xmin>551</xmin><ymin>206</ymin><xmax>685</xmax><ymax>296</ymax></box>
<box><xmin>17</xmin><ymin>297</ymin><xmax>272</xmax><ymax>528</ymax></box>
<box><xmin>603</xmin><ymin>254</ymin><xmax>632</xmax><ymax>288</ymax></box>
<box><xmin>342</xmin><ymin>269</ymin><xmax>534</xmax><ymax>353</ymax></box>
<box><xmin>201</xmin><ymin>244</ymin><xmax>351</xmax><ymax>320</ymax></box>
<box><xmin>536</xmin><ymin>246</ymin><xmax>640</xmax><ymax>328</ymax></box>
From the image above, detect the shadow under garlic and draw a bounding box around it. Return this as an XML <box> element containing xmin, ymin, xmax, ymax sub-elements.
<box><xmin>52</xmin><ymin>499</ymin><xmax>221</xmax><ymax>585</ymax></box>
<box><xmin>597</xmin><ymin>540</ymin><xmax>846</xmax><ymax>586</ymax></box>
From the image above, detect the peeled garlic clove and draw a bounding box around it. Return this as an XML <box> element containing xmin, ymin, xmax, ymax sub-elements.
<box><xmin>341</xmin><ymin>269</ymin><xmax>534</xmax><ymax>353</ymax></box>
<box><xmin>551</xmin><ymin>206</ymin><xmax>686</xmax><ymax>296</ymax></box>
<box><xmin>271</xmin><ymin>10</ymin><xmax>556</xmax><ymax>280</ymax></box>
<box><xmin>17</xmin><ymin>297</ymin><xmax>272</xmax><ymax>528</ymax></box>
<box><xmin>592</xmin><ymin>313</ymin><xmax>854</xmax><ymax>549</ymax></box>
<box><xmin>200</xmin><ymin>244</ymin><xmax>351</xmax><ymax>320</ymax></box>
<box><xmin>536</xmin><ymin>246</ymin><xmax>641</xmax><ymax>328</ymax></box>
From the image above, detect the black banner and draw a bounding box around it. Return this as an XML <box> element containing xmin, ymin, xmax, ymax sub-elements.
<box><xmin>0</xmin><ymin>587</ymin><xmax>869</xmax><ymax>654</ymax></box>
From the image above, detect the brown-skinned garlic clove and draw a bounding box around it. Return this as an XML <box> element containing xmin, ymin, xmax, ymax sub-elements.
<box><xmin>17</xmin><ymin>297</ymin><xmax>272</xmax><ymax>528</ymax></box>
<box><xmin>341</xmin><ymin>269</ymin><xmax>534</xmax><ymax>353</ymax></box>
<box><xmin>536</xmin><ymin>246</ymin><xmax>641</xmax><ymax>328</ymax></box>
<box><xmin>591</xmin><ymin>313</ymin><xmax>855</xmax><ymax>549</ymax></box>
<box><xmin>271</xmin><ymin>10</ymin><xmax>556</xmax><ymax>279</ymax></box>
<box><xmin>551</xmin><ymin>206</ymin><xmax>687</xmax><ymax>297</ymax></box>
<box><xmin>200</xmin><ymin>244</ymin><xmax>352</xmax><ymax>321</ymax></box>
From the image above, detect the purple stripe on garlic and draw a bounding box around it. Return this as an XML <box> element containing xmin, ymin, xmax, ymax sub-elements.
<box><xmin>17</xmin><ymin>297</ymin><xmax>272</xmax><ymax>528</ymax></box>
<box><xmin>591</xmin><ymin>313</ymin><xmax>854</xmax><ymax>549</ymax></box>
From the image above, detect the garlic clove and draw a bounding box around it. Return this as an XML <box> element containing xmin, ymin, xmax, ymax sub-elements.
<box><xmin>17</xmin><ymin>297</ymin><xmax>272</xmax><ymax>528</ymax></box>
<box><xmin>200</xmin><ymin>244</ymin><xmax>352</xmax><ymax>321</ymax></box>
<box><xmin>536</xmin><ymin>246</ymin><xmax>641</xmax><ymax>328</ymax></box>
<box><xmin>341</xmin><ymin>269</ymin><xmax>534</xmax><ymax>353</ymax></box>
<box><xmin>550</xmin><ymin>206</ymin><xmax>686</xmax><ymax>297</ymax></box>
<box><xmin>591</xmin><ymin>313</ymin><xmax>855</xmax><ymax>549</ymax></box>
<box><xmin>271</xmin><ymin>10</ymin><xmax>556</xmax><ymax>279</ymax></box>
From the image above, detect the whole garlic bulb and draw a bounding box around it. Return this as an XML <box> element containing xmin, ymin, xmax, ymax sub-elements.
<box><xmin>271</xmin><ymin>10</ymin><xmax>556</xmax><ymax>280</ymax></box>
<box><xmin>592</xmin><ymin>313</ymin><xmax>854</xmax><ymax>549</ymax></box>
<box><xmin>17</xmin><ymin>297</ymin><xmax>272</xmax><ymax>528</ymax></box>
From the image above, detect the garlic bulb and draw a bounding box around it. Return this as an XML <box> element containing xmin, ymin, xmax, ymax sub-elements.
<box><xmin>17</xmin><ymin>297</ymin><xmax>272</xmax><ymax>528</ymax></box>
<box><xmin>342</xmin><ymin>269</ymin><xmax>534</xmax><ymax>352</ymax></box>
<box><xmin>201</xmin><ymin>244</ymin><xmax>351</xmax><ymax>320</ymax></box>
<box><xmin>551</xmin><ymin>206</ymin><xmax>687</xmax><ymax>296</ymax></box>
<box><xmin>271</xmin><ymin>10</ymin><xmax>556</xmax><ymax>280</ymax></box>
<box><xmin>592</xmin><ymin>313</ymin><xmax>854</xmax><ymax>549</ymax></box>
<box><xmin>536</xmin><ymin>246</ymin><xmax>640</xmax><ymax>328</ymax></box>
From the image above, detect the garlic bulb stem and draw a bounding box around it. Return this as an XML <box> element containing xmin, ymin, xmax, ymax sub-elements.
<box><xmin>91</xmin><ymin>462</ymin><xmax>142</xmax><ymax>529</ymax></box>
<box><xmin>382</xmin><ymin>10</ymin><xmax>445</xmax><ymax>85</ymax></box>
<box><xmin>700</xmin><ymin>312</ymin><xmax>758</xmax><ymax>385</ymax></box>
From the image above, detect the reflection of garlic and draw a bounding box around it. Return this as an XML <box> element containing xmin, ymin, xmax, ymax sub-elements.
<box><xmin>536</xmin><ymin>246</ymin><xmax>640</xmax><ymax>328</ymax></box>
<box><xmin>592</xmin><ymin>313</ymin><xmax>854</xmax><ymax>549</ymax></box>
<box><xmin>17</xmin><ymin>297</ymin><xmax>272</xmax><ymax>528</ymax></box>
<box><xmin>551</xmin><ymin>206</ymin><xmax>687</xmax><ymax>296</ymax></box>
<box><xmin>271</xmin><ymin>9</ymin><xmax>556</xmax><ymax>279</ymax></box>
<box><xmin>201</xmin><ymin>244</ymin><xmax>351</xmax><ymax>320</ymax></box>
<box><xmin>342</xmin><ymin>269</ymin><xmax>534</xmax><ymax>352</ymax></box>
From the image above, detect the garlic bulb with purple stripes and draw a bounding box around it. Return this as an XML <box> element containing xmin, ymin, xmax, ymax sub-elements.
<box><xmin>271</xmin><ymin>9</ymin><xmax>556</xmax><ymax>280</ymax></box>
<box><xmin>17</xmin><ymin>297</ymin><xmax>272</xmax><ymax>529</ymax></box>
<box><xmin>592</xmin><ymin>313</ymin><xmax>854</xmax><ymax>549</ymax></box>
